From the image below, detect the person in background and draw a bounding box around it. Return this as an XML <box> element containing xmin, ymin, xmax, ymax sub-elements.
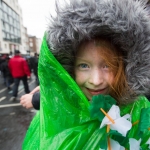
<box><xmin>22</xmin><ymin>0</ymin><xmax>150</xmax><ymax>149</ymax></box>
<box><xmin>0</xmin><ymin>56</ymin><xmax>13</xmax><ymax>90</ymax></box>
<box><xmin>30</xmin><ymin>53</ymin><xmax>39</xmax><ymax>85</ymax></box>
<box><xmin>0</xmin><ymin>54</ymin><xmax>8</xmax><ymax>85</ymax></box>
<box><xmin>9</xmin><ymin>50</ymin><xmax>31</xmax><ymax>101</ymax></box>
<box><xmin>25</xmin><ymin>56</ymin><xmax>32</xmax><ymax>73</ymax></box>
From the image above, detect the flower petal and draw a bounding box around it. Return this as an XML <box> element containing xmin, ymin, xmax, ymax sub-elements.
<box><xmin>129</xmin><ymin>138</ymin><xmax>141</xmax><ymax>150</ymax></box>
<box><xmin>110</xmin><ymin>117</ymin><xmax>132</xmax><ymax>136</ymax></box>
<box><xmin>109</xmin><ymin>138</ymin><xmax>125</xmax><ymax>150</ymax></box>
<box><xmin>100</xmin><ymin>105</ymin><xmax>120</xmax><ymax>128</ymax></box>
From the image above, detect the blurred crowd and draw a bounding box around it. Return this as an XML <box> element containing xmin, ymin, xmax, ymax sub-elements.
<box><xmin>0</xmin><ymin>51</ymin><xmax>39</xmax><ymax>101</ymax></box>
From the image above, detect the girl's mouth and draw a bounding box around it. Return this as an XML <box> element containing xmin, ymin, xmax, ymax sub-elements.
<box><xmin>86</xmin><ymin>88</ymin><xmax>106</xmax><ymax>95</ymax></box>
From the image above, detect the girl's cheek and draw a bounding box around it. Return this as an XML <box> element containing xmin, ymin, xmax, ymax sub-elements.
<box><xmin>103</xmin><ymin>71</ymin><xmax>114</xmax><ymax>84</ymax></box>
<box><xmin>108</xmin><ymin>72</ymin><xmax>115</xmax><ymax>84</ymax></box>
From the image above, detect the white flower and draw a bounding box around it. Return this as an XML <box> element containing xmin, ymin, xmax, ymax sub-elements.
<box><xmin>100</xmin><ymin>105</ymin><xmax>132</xmax><ymax>136</ymax></box>
<box><xmin>109</xmin><ymin>138</ymin><xmax>125</xmax><ymax>150</ymax></box>
<box><xmin>129</xmin><ymin>138</ymin><xmax>141</xmax><ymax>150</ymax></box>
<box><xmin>146</xmin><ymin>138</ymin><xmax>150</xmax><ymax>149</ymax></box>
<box><xmin>99</xmin><ymin>138</ymin><xmax>125</xmax><ymax>150</ymax></box>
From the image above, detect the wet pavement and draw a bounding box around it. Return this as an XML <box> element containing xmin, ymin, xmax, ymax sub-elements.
<box><xmin>0</xmin><ymin>73</ymin><xmax>38</xmax><ymax>150</ymax></box>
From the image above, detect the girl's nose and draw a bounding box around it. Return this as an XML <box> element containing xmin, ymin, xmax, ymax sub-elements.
<box><xmin>88</xmin><ymin>69</ymin><xmax>104</xmax><ymax>86</ymax></box>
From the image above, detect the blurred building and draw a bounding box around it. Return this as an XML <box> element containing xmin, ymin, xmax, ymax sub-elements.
<box><xmin>0</xmin><ymin>0</ymin><xmax>41</xmax><ymax>56</ymax></box>
<box><xmin>0</xmin><ymin>0</ymin><xmax>22</xmax><ymax>55</ymax></box>
<box><xmin>21</xmin><ymin>26</ymin><xmax>29</xmax><ymax>55</ymax></box>
<box><xmin>29</xmin><ymin>36</ymin><xmax>41</xmax><ymax>55</ymax></box>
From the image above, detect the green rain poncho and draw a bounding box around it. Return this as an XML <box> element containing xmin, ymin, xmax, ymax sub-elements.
<box><xmin>23</xmin><ymin>36</ymin><xmax>150</xmax><ymax>150</ymax></box>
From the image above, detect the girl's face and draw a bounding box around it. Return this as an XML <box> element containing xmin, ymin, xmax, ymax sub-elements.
<box><xmin>74</xmin><ymin>40</ymin><xmax>115</xmax><ymax>101</ymax></box>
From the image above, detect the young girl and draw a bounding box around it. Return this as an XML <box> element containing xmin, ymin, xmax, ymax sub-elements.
<box><xmin>22</xmin><ymin>0</ymin><xmax>150</xmax><ymax>149</ymax></box>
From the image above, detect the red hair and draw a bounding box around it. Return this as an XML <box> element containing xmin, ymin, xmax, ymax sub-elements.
<box><xmin>93</xmin><ymin>38</ymin><xmax>131</xmax><ymax>104</ymax></box>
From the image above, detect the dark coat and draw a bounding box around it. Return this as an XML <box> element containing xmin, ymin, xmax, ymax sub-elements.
<box><xmin>32</xmin><ymin>92</ymin><xmax>40</xmax><ymax>110</ymax></box>
<box><xmin>1</xmin><ymin>59</ymin><xmax>11</xmax><ymax>77</ymax></box>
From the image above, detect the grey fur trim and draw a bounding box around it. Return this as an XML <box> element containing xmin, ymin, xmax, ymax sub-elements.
<box><xmin>46</xmin><ymin>0</ymin><xmax>150</xmax><ymax>103</ymax></box>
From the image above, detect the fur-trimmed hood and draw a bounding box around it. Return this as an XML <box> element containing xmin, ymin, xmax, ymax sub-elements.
<box><xmin>46</xmin><ymin>0</ymin><xmax>150</xmax><ymax>101</ymax></box>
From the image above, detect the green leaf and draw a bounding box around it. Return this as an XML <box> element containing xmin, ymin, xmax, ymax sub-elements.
<box><xmin>138</xmin><ymin>108</ymin><xmax>150</xmax><ymax>135</ymax></box>
<box><xmin>99</xmin><ymin>129</ymin><xmax>108</xmax><ymax>149</ymax></box>
<box><xmin>110</xmin><ymin>130</ymin><xmax>129</xmax><ymax>146</ymax></box>
<box><xmin>89</xmin><ymin>95</ymin><xmax>116</xmax><ymax>122</ymax></box>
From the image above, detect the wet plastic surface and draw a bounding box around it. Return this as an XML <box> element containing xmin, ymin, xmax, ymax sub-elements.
<box><xmin>23</xmin><ymin>36</ymin><xmax>150</xmax><ymax>150</ymax></box>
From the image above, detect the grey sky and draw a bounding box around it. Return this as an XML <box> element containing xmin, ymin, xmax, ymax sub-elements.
<box><xmin>18</xmin><ymin>0</ymin><xmax>56</xmax><ymax>39</ymax></box>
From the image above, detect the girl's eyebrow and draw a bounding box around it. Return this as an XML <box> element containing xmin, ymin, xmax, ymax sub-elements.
<box><xmin>75</xmin><ymin>56</ymin><xmax>86</xmax><ymax>60</ymax></box>
<box><xmin>75</xmin><ymin>57</ymin><xmax>106</xmax><ymax>65</ymax></box>
<box><xmin>75</xmin><ymin>58</ymin><xmax>88</xmax><ymax>63</ymax></box>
